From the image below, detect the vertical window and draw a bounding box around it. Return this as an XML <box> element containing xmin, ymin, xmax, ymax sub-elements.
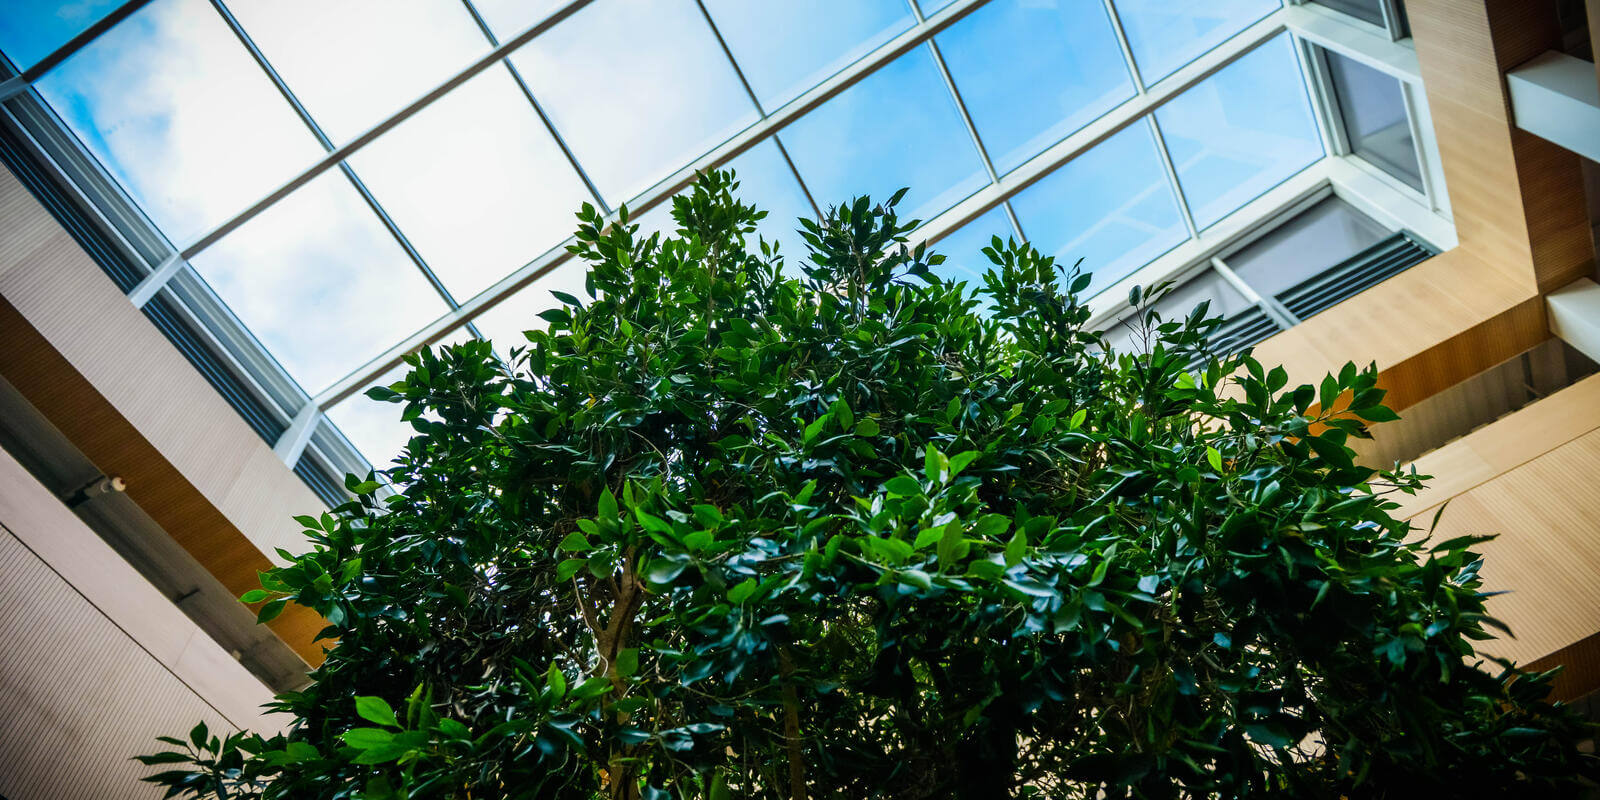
<box><xmin>1324</xmin><ymin>50</ymin><xmax>1424</xmax><ymax>192</ymax></box>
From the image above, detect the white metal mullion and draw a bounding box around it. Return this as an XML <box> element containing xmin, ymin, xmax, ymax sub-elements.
<box><xmin>1294</xmin><ymin>36</ymin><xmax>1347</xmax><ymax>158</ymax></box>
<box><xmin>458</xmin><ymin>0</ymin><xmax>610</xmax><ymax>215</ymax></box>
<box><xmin>272</xmin><ymin>403</ymin><xmax>319</xmax><ymax>465</ymax></box>
<box><xmin>1001</xmin><ymin>201</ymin><xmax>1025</xmax><ymax>242</ymax></box>
<box><xmin>127</xmin><ymin>254</ymin><xmax>185</xmax><ymax>308</ymax></box>
<box><xmin>1210</xmin><ymin>256</ymin><xmax>1300</xmax><ymax>329</ymax></box>
<box><xmin>1146</xmin><ymin>116</ymin><xmax>1199</xmax><ymax>238</ymax></box>
<box><xmin>773</xmin><ymin>135</ymin><xmax>823</xmax><ymax>221</ymax></box>
<box><xmin>1398</xmin><ymin>82</ymin><xmax>1440</xmax><ymax>206</ymax></box>
<box><xmin>1380</xmin><ymin>0</ymin><xmax>1406</xmax><ymax>41</ymax></box>
<box><xmin>1100</xmin><ymin>0</ymin><xmax>1148</xmax><ymax>92</ymax></box>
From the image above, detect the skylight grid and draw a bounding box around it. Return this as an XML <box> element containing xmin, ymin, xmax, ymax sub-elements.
<box><xmin>0</xmin><ymin>0</ymin><xmax>1353</xmax><ymax>477</ymax></box>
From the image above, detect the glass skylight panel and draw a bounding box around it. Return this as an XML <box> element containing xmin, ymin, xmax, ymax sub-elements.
<box><xmin>699</xmin><ymin>0</ymin><xmax>912</xmax><ymax>111</ymax></box>
<box><xmin>347</xmin><ymin>64</ymin><xmax>592</xmax><ymax>301</ymax></box>
<box><xmin>326</xmin><ymin>329</ymin><xmax>474</xmax><ymax>467</ymax></box>
<box><xmin>1223</xmin><ymin>195</ymin><xmax>1389</xmax><ymax>297</ymax></box>
<box><xmin>1110</xmin><ymin>0</ymin><xmax>1279</xmax><ymax>85</ymax></box>
<box><xmin>931</xmin><ymin>206</ymin><xmax>1012</xmax><ymax>284</ymax></box>
<box><xmin>224</xmin><ymin>0</ymin><xmax>488</xmax><ymax>143</ymax></box>
<box><xmin>1154</xmin><ymin>34</ymin><xmax>1323</xmax><ymax>230</ymax></box>
<box><xmin>1325</xmin><ymin>51</ymin><xmax>1423</xmax><ymax>192</ymax></box>
<box><xmin>34</xmin><ymin>0</ymin><xmax>325</xmax><ymax>245</ymax></box>
<box><xmin>935</xmin><ymin>0</ymin><xmax>1134</xmax><ymax>175</ymax></box>
<box><xmin>187</xmin><ymin>172</ymin><xmax>449</xmax><ymax>393</ymax></box>
<box><xmin>466</xmin><ymin>0</ymin><xmax>566</xmax><ymax>42</ymax></box>
<box><xmin>470</xmin><ymin>260</ymin><xmax>590</xmax><ymax>355</ymax></box>
<box><xmin>1009</xmin><ymin>123</ymin><xmax>1188</xmax><ymax>299</ymax></box>
<box><xmin>0</xmin><ymin>0</ymin><xmax>124</xmax><ymax>70</ymax></box>
<box><xmin>508</xmin><ymin>1</ymin><xmax>759</xmax><ymax>206</ymax></box>
<box><xmin>627</xmin><ymin>140</ymin><xmax>815</xmax><ymax>263</ymax></box>
<box><xmin>782</xmin><ymin>45</ymin><xmax>988</xmax><ymax>224</ymax></box>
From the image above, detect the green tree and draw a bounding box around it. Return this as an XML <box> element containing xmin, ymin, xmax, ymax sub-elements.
<box><xmin>143</xmin><ymin>172</ymin><xmax>1595</xmax><ymax>799</ymax></box>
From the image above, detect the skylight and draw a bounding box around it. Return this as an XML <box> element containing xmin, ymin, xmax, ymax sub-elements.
<box><xmin>0</xmin><ymin>0</ymin><xmax>1434</xmax><ymax>486</ymax></box>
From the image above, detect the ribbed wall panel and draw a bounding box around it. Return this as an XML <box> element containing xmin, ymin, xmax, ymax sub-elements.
<box><xmin>0</xmin><ymin>529</ymin><xmax>236</xmax><ymax>800</ymax></box>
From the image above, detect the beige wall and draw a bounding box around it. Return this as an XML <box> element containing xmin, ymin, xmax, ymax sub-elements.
<box><xmin>0</xmin><ymin>447</ymin><xmax>284</xmax><ymax>800</ymax></box>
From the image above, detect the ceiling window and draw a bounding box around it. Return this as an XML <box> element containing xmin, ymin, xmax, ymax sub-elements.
<box><xmin>1153</xmin><ymin>33</ymin><xmax>1324</xmax><ymax>230</ymax></box>
<box><xmin>1323</xmin><ymin>49</ymin><xmax>1424</xmax><ymax>192</ymax></box>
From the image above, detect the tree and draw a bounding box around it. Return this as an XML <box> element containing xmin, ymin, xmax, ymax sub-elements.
<box><xmin>143</xmin><ymin>171</ymin><xmax>1596</xmax><ymax>799</ymax></box>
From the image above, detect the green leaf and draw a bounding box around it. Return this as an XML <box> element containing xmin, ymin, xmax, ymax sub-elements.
<box><xmin>615</xmin><ymin>648</ymin><xmax>640</xmax><ymax>679</ymax></box>
<box><xmin>558</xmin><ymin>531</ymin><xmax>591</xmax><ymax>552</ymax></box>
<box><xmin>341</xmin><ymin>728</ymin><xmax>394</xmax><ymax>750</ymax></box>
<box><xmin>884</xmin><ymin>476</ymin><xmax>921</xmax><ymax>496</ymax></box>
<box><xmin>256</xmin><ymin>598</ymin><xmax>287</xmax><ymax>624</ymax></box>
<box><xmin>355</xmin><ymin>696</ymin><xmax>399</xmax><ymax>728</ymax></box>
<box><xmin>1205</xmin><ymin>446</ymin><xmax>1223</xmax><ymax>472</ymax></box>
<box><xmin>855</xmin><ymin>417</ymin><xmax>881</xmax><ymax>437</ymax></box>
<box><xmin>239</xmin><ymin>589</ymin><xmax>271</xmax><ymax>604</ymax></box>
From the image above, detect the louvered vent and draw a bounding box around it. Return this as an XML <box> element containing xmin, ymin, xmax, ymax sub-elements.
<box><xmin>1276</xmin><ymin>231</ymin><xmax>1435</xmax><ymax>321</ymax></box>
<box><xmin>1210</xmin><ymin>305</ymin><xmax>1280</xmax><ymax>356</ymax></box>
<box><xmin>295</xmin><ymin>451</ymin><xmax>350</xmax><ymax>508</ymax></box>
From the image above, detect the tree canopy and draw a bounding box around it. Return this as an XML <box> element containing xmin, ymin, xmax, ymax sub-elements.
<box><xmin>144</xmin><ymin>171</ymin><xmax>1596</xmax><ymax>798</ymax></box>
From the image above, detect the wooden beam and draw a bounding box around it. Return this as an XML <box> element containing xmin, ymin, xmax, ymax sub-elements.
<box><xmin>0</xmin><ymin>297</ymin><xmax>325</xmax><ymax>666</ymax></box>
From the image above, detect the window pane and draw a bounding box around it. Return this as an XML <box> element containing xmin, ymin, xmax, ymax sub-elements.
<box><xmin>325</xmin><ymin>330</ymin><xmax>474</xmax><ymax>467</ymax></box>
<box><xmin>508</xmin><ymin>1</ymin><xmax>759</xmax><ymax>206</ymax></box>
<box><xmin>931</xmin><ymin>206</ymin><xmax>1012</xmax><ymax>284</ymax></box>
<box><xmin>348</xmin><ymin>64</ymin><xmax>592</xmax><ymax>300</ymax></box>
<box><xmin>470</xmin><ymin>260</ymin><xmax>589</xmax><ymax>355</ymax></box>
<box><xmin>1325</xmin><ymin>50</ymin><xmax>1423</xmax><ymax>192</ymax></box>
<box><xmin>467</xmin><ymin>0</ymin><xmax>565</xmax><ymax>41</ymax></box>
<box><xmin>1110</xmin><ymin>0</ymin><xmax>1278</xmax><ymax>85</ymax></box>
<box><xmin>701</xmin><ymin>0</ymin><xmax>911</xmax><ymax>110</ymax></box>
<box><xmin>188</xmin><ymin>172</ymin><xmax>449</xmax><ymax>392</ymax></box>
<box><xmin>1010</xmin><ymin>122</ymin><xmax>1188</xmax><ymax>299</ymax></box>
<box><xmin>724</xmin><ymin>139</ymin><xmax>817</xmax><ymax>260</ymax></box>
<box><xmin>937</xmin><ymin>0</ymin><xmax>1133</xmax><ymax>175</ymax></box>
<box><xmin>783</xmin><ymin>45</ymin><xmax>989</xmax><ymax>223</ymax></box>
<box><xmin>628</xmin><ymin>139</ymin><xmax>816</xmax><ymax>263</ymax></box>
<box><xmin>1154</xmin><ymin>34</ymin><xmax>1323</xmax><ymax>230</ymax></box>
<box><xmin>0</xmin><ymin>0</ymin><xmax>124</xmax><ymax>70</ymax></box>
<box><xmin>1310</xmin><ymin>0</ymin><xmax>1385</xmax><ymax>27</ymax></box>
<box><xmin>226</xmin><ymin>0</ymin><xmax>487</xmax><ymax>142</ymax></box>
<box><xmin>1222</xmin><ymin>195</ymin><xmax>1389</xmax><ymax>298</ymax></box>
<box><xmin>35</xmin><ymin>0</ymin><xmax>325</xmax><ymax>243</ymax></box>
<box><xmin>1103</xmin><ymin>268</ymin><xmax>1251</xmax><ymax>353</ymax></box>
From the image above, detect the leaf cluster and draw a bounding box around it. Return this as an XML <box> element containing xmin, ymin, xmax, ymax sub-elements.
<box><xmin>144</xmin><ymin>171</ymin><xmax>1596</xmax><ymax>799</ymax></box>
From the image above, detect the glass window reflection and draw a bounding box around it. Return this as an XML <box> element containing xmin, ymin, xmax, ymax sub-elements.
<box><xmin>1010</xmin><ymin>122</ymin><xmax>1188</xmax><ymax>299</ymax></box>
<box><xmin>509</xmin><ymin>0</ymin><xmax>759</xmax><ymax>206</ymax></box>
<box><xmin>700</xmin><ymin>0</ymin><xmax>912</xmax><ymax>110</ymax></box>
<box><xmin>1223</xmin><ymin>195</ymin><xmax>1389</xmax><ymax>298</ymax></box>
<box><xmin>1154</xmin><ymin>34</ymin><xmax>1323</xmax><ymax>230</ymax></box>
<box><xmin>937</xmin><ymin>0</ymin><xmax>1134</xmax><ymax>175</ymax></box>
<box><xmin>783</xmin><ymin>45</ymin><xmax>988</xmax><ymax>223</ymax></box>
<box><xmin>188</xmin><ymin>172</ymin><xmax>449</xmax><ymax>392</ymax></box>
<box><xmin>35</xmin><ymin>0</ymin><xmax>325</xmax><ymax>244</ymax></box>
<box><xmin>349</xmin><ymin>65</ymin><xmax>592</xmax><ymax>300</ymax></box>
<box><xmin>1111</xmin><ymin>0</ymin><xmax>1278</xmax><ymax>85</ymax></box>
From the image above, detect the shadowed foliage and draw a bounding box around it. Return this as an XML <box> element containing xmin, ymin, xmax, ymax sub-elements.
<box><xmin>144</xmin><ymin>171</ymin><xmax>1596</xmax><ymax>799</ymax></box>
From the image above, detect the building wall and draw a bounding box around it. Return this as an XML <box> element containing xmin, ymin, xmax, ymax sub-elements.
<box><xmin>0</xmin><ymin>447</ymin><xmax>283</xmax><ymax>800</ymax></box>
